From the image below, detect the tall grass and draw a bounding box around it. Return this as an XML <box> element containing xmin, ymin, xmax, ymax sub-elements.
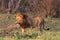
<box><xmin>0</xmin><ymin>31</ymin><xmax>60</xmax><ymax>40</ymax></box>
<box><xmin>0</xmin><ymin>13</ymin><xmax>60</xmax><ymax>40</ymax></box>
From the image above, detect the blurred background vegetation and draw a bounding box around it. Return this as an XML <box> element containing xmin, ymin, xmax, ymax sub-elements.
<box><xmin>0</xmin><ymin>0</ymin><xmax>60</xmax><ymax>17</ymax></box>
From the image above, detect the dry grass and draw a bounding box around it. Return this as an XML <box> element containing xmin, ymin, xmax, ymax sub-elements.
<box><xmin>0</xmin><ymin>13</ymin><xmax>60</xmax><ymax>40</ymax></box>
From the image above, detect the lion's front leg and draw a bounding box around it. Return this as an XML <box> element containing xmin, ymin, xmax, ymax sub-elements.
<box><xmin>21</xmin><ymin>26</ymin><xmax>25</xmax><ymax>36</ymax></box>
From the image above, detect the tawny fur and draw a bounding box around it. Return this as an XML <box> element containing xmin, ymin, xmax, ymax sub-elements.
<box><xmin>15</xmin><ymin>13</ymin><xmax>45</xmax><ymax>35</ymax></box>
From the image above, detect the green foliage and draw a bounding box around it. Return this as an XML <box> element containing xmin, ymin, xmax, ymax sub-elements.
<box><xmin>19</xmin><ymin>1</ymin><xmax>30</xmax><ymax>13</ymax></box>
<box><xmin>14</xmin><ymin>33</ymin><xmax>22</xmax><ymax>40</ymax></box>
<box><xmin>24</xmin><ymin>2</ymin><xmax>30</xmax><ymax>6</ymax></box>
<box><xmin>20</xmin><ymin>7</ymin><xmax>26</xmax><ymax>13</ymax></box>
<box><xmin>0</xmin><ymin>37</ymin><xmax>4</xmax><ymax>40</ymax></box>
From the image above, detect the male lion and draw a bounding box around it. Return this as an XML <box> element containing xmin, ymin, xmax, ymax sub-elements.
<box><xmin>15</xmin><ymin>13</ymin><xmax>49</xmax><ymax>36</ymax></box>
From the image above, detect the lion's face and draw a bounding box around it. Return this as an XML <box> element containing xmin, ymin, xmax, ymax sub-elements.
<box><xmin>15</xmin><ymin>13</ymin><xmax>23</xmax><ymax>24</ymax></box>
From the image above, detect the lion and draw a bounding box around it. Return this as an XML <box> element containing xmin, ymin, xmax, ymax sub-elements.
<box><xmin>15</xmin><ymin>13</ymin><xmax>49</xmax><ymax>36</ymax></box>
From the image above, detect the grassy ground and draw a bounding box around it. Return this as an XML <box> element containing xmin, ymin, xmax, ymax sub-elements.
<box><xmin>0</xmin><ymin>31</ymin><xmax>60</xmax><ymax>40</ymax></box>
<box><xmin>0</xmin><ymin>13</ymin><xmax>60</xmax><ymax>40</ymax></box>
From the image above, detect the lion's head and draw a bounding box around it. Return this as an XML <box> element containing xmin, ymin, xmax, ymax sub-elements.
<box><xmin>15</xmin><ymin>13</ymin><xmax>24</xmax><ymax>24</ymax></box>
